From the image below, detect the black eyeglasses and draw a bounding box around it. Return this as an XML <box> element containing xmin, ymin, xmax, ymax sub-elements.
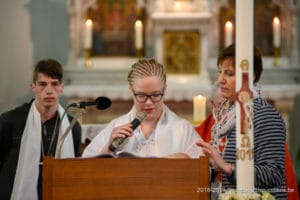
<box><xmin>133</xmin><ymin>91</ymin><xmax>164</xmax><ymax>103</ymax></box>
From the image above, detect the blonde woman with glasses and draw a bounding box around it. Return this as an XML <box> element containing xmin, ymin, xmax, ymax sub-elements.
<box><xmin>82</xmin><ymin>58</ymin><xmax>203</xmax><ymax>158</ymax></box>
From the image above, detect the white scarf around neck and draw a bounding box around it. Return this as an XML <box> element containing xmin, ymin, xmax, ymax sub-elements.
<box><xmin>11</xmin><ymin>101</ymin><xmax>75</xmax><ymax>200</ymax></box>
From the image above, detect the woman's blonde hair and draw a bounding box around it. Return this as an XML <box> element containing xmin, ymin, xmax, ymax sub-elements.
<box><xmin>127</xmin><ymin>58</ymin><xmax>166</xmax><ymax>88</ymax></box>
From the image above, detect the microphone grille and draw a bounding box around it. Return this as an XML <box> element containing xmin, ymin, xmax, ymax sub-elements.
<box><xmin>96</xmin><ymin>96</ymin><xmax>112</xmax><ymax>110</ymax></box>
<box><xmin>136</xmin><ymin>111</ymin><xmax>147</xmax><ymax>122</ymax></box>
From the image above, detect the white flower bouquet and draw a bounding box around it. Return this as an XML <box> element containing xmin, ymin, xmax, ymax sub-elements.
<box><xmin>219</xmin><ymin>189</ymin><xmax>275</xmax><ymax>200</ymax></box>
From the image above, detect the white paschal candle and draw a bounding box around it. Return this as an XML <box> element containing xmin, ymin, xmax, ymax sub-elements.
<box><xmin>84</xmin><ymin>19</ymin><xmax>93</xmax><ymax>49</ymax></box>
<box><xmin>225</xmin><ymin>21</ymin><xmax>233</xmax><ymax>47</ymax></box>
<box><xmin>134</xmin><ymin>20</ymin><xmax>143</xmax><ymax>49</ymax></box>
<box><xmin>236</xmin><ymin>0</ymin><xmax>255</xmax><ymax>193</ymax></box>
<box><xmin>273</xmin><ymin>17</ymin><xmax>280</xmax><ymax>48</ymax></box>
<box><xmin>193</xmin><ymin>95</ymin><xmax>206</xmax><ymax>122</ymax></box>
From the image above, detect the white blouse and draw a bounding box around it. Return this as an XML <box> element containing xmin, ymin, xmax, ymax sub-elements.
<box><xmin>82</xmin><ymin>105</ymin><xmax>203</xmax><ymax>158</ymax></box>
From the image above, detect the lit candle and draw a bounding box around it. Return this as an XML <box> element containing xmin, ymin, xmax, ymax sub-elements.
<box><xmin>273</xmin><ymin>17</ymin><xmax>280</xmax><ymax>48</ymax></box>
<box><xmin>134</xmin><ymin>20</ymin><xmax>143</xmax><ymax>50</ymax></box>
<box><xmin>225</xmin><ymin>21</ymin><xmax>233</xmax><ymax>47</ymax></box>
<box><xmin>84</xmin><ymin>19</ymin><xmax>93</xmax><ymax>49</ymax></box>
<box><xmin>193</xmin><ymin>95</ymin><xmax>206</xmax><ymax>122</ymax></box>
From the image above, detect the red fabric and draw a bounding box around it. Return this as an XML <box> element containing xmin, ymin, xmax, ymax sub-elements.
<box><xmin>194</xmin><ymin>114</ymin><xmax>215</xmax><ymax>142</ymax></box>
<box><xmin>285</xmin><ymin>145</ymin><xmax>299</xmax><ymax>200</ymax></box>
<box><xmin>195</xmin><ymin>114</ymin><xmax>299</xmax><ymax>200</ymax></box>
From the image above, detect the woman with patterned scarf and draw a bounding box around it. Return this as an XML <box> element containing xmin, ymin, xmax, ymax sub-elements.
<box><xmin>195</xmin><ymin>44</ymin><xmax>294</xmax><ymax>199</ymax></box>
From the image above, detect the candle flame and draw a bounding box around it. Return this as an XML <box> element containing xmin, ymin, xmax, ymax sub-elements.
<box><xmin>196</xmin><ymin>95</ymin><xmax>204</xmax><ymax>99</ymax></box>
<box><xmin>273</xmin><ymin>17</ymin><xmax>280</xmax><ymax>25</ymax></box>
<box><xmin>135</xmin><ymin>20</ymin><xmax>142</xmax><ymax>27</ymax></box>
<box><xmin>85</xmin><ymin>19</ymin><xmax>93</xmax><ymax>26</ymax></box>
<box><xmin>225</xmin><ymin>21</ymin><xmax>233</xmax><ymax>29</ymax></box>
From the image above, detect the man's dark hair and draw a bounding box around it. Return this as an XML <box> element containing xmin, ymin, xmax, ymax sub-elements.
<box><xmin>217</xmin><ymin>44</ymin><xmax>263</xmax><ymax>83</ymax></box>
<box><xmin>33</xmin><ymin>59</ymin><xmax>63</xmax><ymax>83</ymax></box>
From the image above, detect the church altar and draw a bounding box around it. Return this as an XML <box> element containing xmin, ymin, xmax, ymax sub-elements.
<box><xmin>63</xmin><ymin>57</ymin><xmax>212</xmax><ymax>101</ymax></box>
<box><xmin>64</xmin><ymin>56</ymin><xmax>300</xmax><ymax>101</ymax></box>
<box><xmin>64</xmin><ymin>0</ymin><xmax>300</xmax><ymax>147</ymax></box>
<box><xmin>65</xmin><ymin>0</ymin><xmax>213</xmax><ymax>102</ymax></box>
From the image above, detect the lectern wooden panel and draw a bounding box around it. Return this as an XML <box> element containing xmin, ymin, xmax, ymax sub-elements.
<box><xmin>43</xmin><ymin>156</ymin><xmax>209</xmax><ymax>200</ymax></box>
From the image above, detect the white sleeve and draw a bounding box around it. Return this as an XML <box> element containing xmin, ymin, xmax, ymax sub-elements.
<box><xmin>185</xmin><ymin>129</ymin><xmax>204</xmax><ymax>158</ymax></box>
<box><xmin>81</xmin><ymin>122</ymin><xmax>115</xmax><ymax>157</ymax></box>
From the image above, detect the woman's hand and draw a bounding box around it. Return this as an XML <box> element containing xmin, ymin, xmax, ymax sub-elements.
<box><xmin>101</xmin><ymin>123</ymin><xmax>133</xmax><ymax>154</ymax></box>
<box><xmin>108</xmin><ymin>123</ymin><xmax>133</xmax><ymax>144</ymax></box>
<box><xmin>196</xmin><ymin>140</ymin><xmax>232</xmax><ymax>175</ymax></box>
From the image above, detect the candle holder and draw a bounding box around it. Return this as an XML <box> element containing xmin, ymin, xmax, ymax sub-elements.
<box><xmin>84</xmin><ymin>48</ymin><xmax>92</xmax><ymax>68</ymax></box>
<box><xmin>273</xmin><ymin>47</ymin><xmax>280</xmax><ymax>66</ymax></box>
<box><xmin>135</xmin><ymin>48</ymin><xmax>143</xmax><ymax>58</ymax></box>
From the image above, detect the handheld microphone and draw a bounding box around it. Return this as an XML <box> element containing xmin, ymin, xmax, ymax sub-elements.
<box><xmin>108</xmin><ymin>111</ymin><xmax>147</xmax><ymax>152</ymax></box>
<box><xmin>69</xmin><ymin>96</ymin><xmax>111</xmax><ymax>110</ymax></box>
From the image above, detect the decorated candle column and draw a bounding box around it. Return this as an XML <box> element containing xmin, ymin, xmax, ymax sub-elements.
<box><xmin>235</xmin><ymin>0</ymin><xmax>255</xmax><ymax>193</ymax></box>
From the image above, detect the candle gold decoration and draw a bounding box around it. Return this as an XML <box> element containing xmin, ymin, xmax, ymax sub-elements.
<box><xmin>274</xmin><ymin>47</ymin><xmax>280</xmax><ymax>66</ymax></box>
<box><xmin>84</xmin><ymin>48</ymin><xmax>92</xmax><ymax>68</ymax></box>
<box><xmin>273</xmin><ymin>17</ymin><xmax>280</xmax><ymax>66</ymax></box>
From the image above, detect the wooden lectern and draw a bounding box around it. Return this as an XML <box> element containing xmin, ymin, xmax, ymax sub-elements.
<box><xmin>43</xmin><ymin>156</ymin><xmax>210</xmax><ymax>200</ymax></box>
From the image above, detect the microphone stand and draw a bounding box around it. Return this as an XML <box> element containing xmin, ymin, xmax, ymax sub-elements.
<box><xmin>55</xmin><ymin>108</ymin><xmax>86</xmax><ymax>159</ymax></box>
